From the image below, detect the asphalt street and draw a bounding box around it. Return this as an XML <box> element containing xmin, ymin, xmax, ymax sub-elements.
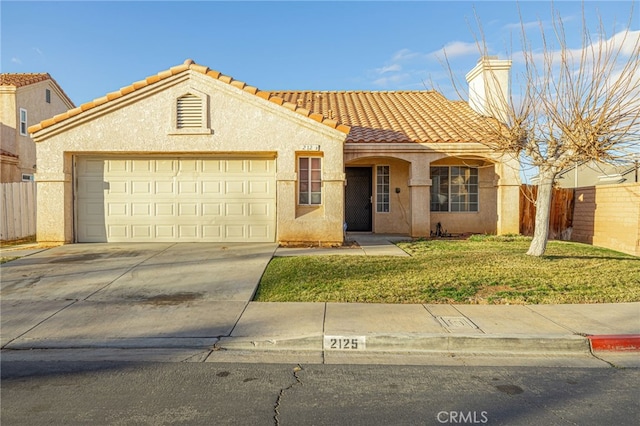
<box><xmin>2</xmin><ymin>361</ymin><xmax>639</xmax><ymax>425</ymax></box>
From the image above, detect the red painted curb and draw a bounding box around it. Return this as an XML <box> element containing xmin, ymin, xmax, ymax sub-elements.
<box><xmin>587</xmin><ymin>334</ymin><xmax>640</xmax><ymax>352</ymax></box>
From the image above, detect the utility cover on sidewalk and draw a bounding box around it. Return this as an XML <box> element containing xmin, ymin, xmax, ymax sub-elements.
<box><xmin>436</xmin><ymin>316</ymin><xmax>479</xmax><ymax>330</ymax></box>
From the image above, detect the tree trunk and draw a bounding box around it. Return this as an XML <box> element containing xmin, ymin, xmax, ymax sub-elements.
<box><xmin>526</xmin><ymin>169</ymin><xmax>556</xmax><ymax>256</ymax></box>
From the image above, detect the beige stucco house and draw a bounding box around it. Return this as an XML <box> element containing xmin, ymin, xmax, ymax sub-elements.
<box><xmin>1</xmin><ymin>73</ymin><xmax>75</xmax><ymax>182</ymax></box>
<box><xmin>29</xmin><ymin>58</ymin><xmax>520</xmax><ymax>245</ymax></box>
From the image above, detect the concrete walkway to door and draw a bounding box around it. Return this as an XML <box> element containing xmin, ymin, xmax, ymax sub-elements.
<box><xmin>1</xmin><ymin>242</ymin><xmax>277</xmax><ymax>350</ymax></box>
<box><xmin>274</xmin><ymin>233</ymin><xmax>411</xmax><ymax>257</ymax></box>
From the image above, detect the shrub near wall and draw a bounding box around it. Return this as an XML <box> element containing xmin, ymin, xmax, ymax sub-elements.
<box><xmin>572</xmin><ymin>183</ymin><xmax>640</xmax><ymax>257</ymax></box>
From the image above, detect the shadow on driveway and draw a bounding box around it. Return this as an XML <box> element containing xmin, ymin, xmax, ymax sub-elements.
<box><xmin>0</xmin><ymin>243</ymin><xmax>277</xmax><ymax>350</ymax></box>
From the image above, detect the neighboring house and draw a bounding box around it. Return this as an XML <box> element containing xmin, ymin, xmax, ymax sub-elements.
<box><xmin>29</xmin><ymin>58</ymin><xmax>521</xmax><ymax>245</ymax></box>
<box><xmin>0</xmin><ymin>73</ymin><xmax>75</xmax><ymax>182</ymax></box>
<box><xmin>552</xmin><ymin>160</ymin><xmax>639</xmax><ymax>188</ymax></box>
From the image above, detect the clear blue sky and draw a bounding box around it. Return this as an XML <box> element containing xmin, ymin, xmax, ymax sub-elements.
<box><xmin>2</xmin><ymin>1</ymin><xmax>638</xmax><ymax>105</ymax></box>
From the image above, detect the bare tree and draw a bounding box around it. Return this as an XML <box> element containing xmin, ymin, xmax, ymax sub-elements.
<box><xmin>446</xmin><ymin>4</ymin><xmax>640</xmax><ymax>256</ymax></box>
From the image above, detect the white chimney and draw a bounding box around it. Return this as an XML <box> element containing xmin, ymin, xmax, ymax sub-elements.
<box><xmin>465</xmin><ymin>56</ymin><xmax>512</xmax><ymax>122</ymax></box>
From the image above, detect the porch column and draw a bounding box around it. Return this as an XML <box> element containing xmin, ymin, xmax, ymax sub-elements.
<box><xmin>408</xmin><ymin>178</ymin><xmax>431</xmax><ymax>237</ymax></box>
<box><xmin>497</xmin><ymin>183</ymin><xmax>520</xmax><ymax>234</ymax></box>
<box><xmin>496</xmin><ymin>159</ymin><xmax>521</xmax><ymax>234</ymax></box>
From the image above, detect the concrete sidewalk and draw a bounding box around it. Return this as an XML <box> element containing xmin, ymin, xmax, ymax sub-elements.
<box><xmin>1</xmin><ymin>235</ymin><xmax>639</xmax><ymax>366</ymax></box>
<box><xmin>218</xmin><ymin>301</ymin><xmax>640</xmax><ymax>355</ymax></box>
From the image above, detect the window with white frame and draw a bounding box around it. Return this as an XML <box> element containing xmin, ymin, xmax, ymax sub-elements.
<box><xmin>376</xmin><ymin>165</ymin><xmax>390</xmax><ymax>212</ymax></box>
<box><xmin>298</xmin><ymin>157</ymin><xmax>322</xmax><ymax>205</ymax></box>
<box><xmin>430</xmin><ymin>166</ymin><xmax>479</xmax><ymax>212</ymax></box>
<box><xmin>19</xmin><ymin>108</ymin><xmax>27</xmax><ymax>136</ymax></box>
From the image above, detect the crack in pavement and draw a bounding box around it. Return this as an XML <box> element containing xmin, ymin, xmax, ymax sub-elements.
<box><xmin>273</xmin><ymin>364</ymin><xmax>303</xmax><ymax>426</ymax></box>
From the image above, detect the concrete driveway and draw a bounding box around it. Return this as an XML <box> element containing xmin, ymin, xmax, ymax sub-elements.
<box><xmin>1</xmin><ymin>243</ymin><xmax>277</xmax><ymax>349</ymax></box>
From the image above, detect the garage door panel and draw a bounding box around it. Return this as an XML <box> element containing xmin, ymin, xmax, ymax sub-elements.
<box><xmin>249</xmin><ymin>159</ymin><xmax>272</xmax><ymax>173</ymax></box>
<box><xmin>179</xmin><ymin>203</ymin><xmax>198</xmax><ymax>216</ymax></box>
<box><xmin>249</xmin><ymin>225</ymin><xmax>271</xmax><ymax>239</ymax></box>
<box><xmin>156</xmin><ymin>203</ymin><xmax>175</xmax><ymax>216</ymax></box>
<box><xmin>108</xmin><ymin>225</ymin><xmax>128</xmax><ymax>239</ymax></box>
<box><xmin>203</xmin><ymin>203</ymin><xmax>222</xmax><ymax>216</ymax></box>
<box><xmin>131</xmin><ymin>203</ymin><xmax>151</xmax><ymax>216</ymax></box>
<box><xmin>132</xmin><ymin>159</ymin><xmax>152</xmax><ymax>172</ymax></box>
<box><xmin>157</xmin><ymin>225</ymin><xmax>175</xmax><ymax>238</ymax></box>
<box><xmin>85</xmin><ymin>225</ymin><xmax>107</xmax><ymax>240</ymax></box>
<box><xmin>80</xmin><ymin>159</ymin><xmax>106</xmax><ymax>175</ymax></box>
<box><xmin>225</xmin><ymin>225</ymin><xmax>245</xmax><ymax>238</ymax></box>
<box><xmin>226</xmin><ymin>203</ymin><xmax>245</xmax><ymax>216</ymax></box>
<box><xmin>249</xmin><ymin>202</ymin><xmax>270</xmax><ymax>217</ymax></box>
<box><xmin>202</xmin><ymin>159</ymin><xmax>222</xmax><ymax>173</ymax></box>
<box><xmin>80</xmin><ymin>179</ymin><xmax>106</xmax><ymax>196</ymax></box>
<box><xmin>155</xmin><ymin>181</ymin><xmax>175</xmax><ymax>194</ymax></box>
<box><xmin>225</xmin><ymin>160</ymin><xmax>245</xmax><ymax>173</ymax></box>
<box><xmin>107</xmin><ymin>181</ymin><xmax>128</xmax><ymax>194</ymax></box>
<box><xmin>249</xmin><ymin>181</ymin><xmax>270</xmax><ymax>195</ymax></box>
<box><xmin>76</xmin><ymin>157</ymin><xmax>275</xmax><ymax>242</ymax></box>
<box><xmin>225</xmin><ymin>181</ymin><xmax>245</xmax><ymax>194</ymax></box>
<box><xmin>156</xmin><ymin>159</ymin><xmax>177</xmax><ymax>172</ymax></box>
<box><xmin>132</xmin><ymin>181</ymin><xmax>152</xmax><ymax>194</ymax></box>
<box><xmin>202</xmin><ymin>225</ymin><xmax>222</xmax><ymax>238</ymax></box>
<box><xmin>202</xmin><ymin>181</ymin><xmax>221</xmax><ymax>194</ymax></box>
<box><xmin>132</xmin><ymin>225</ymin><xmax>152</xmax><ymax>238</ymax></box>
<box><xmin>178</xmin><ymin>225</ymin><xmax>198</xmax><ymax>238</ymax></box>
<box><xmin>108</xmin><ymin>203</ymin><xmax>128</xmax><ymax>216</ymax></box>
<box><xmin>178</xmin><ymin>181</ymin><xmax>198</xmax><ymax>194</ymax></box>
<box><xmin>107</xmin><ymin>160</ymin><xmax>128</xmax><ymax>172</ymax></box>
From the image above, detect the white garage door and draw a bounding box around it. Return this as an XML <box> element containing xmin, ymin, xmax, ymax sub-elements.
<box><xmin>76</xmin><ymin>157</ymin><xmax>276</xmax><ymax>242</ymax></box>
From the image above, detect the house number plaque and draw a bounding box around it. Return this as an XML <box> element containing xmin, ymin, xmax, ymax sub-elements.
<box><xmin>324</xmin><ymin>335</ymin><xmax>366</xmax><ymax>350</ymax></box>
<box><xmin>302</xmin><ymin>144</ymin><xmax>321</xmax><ymax>151</ymax></box>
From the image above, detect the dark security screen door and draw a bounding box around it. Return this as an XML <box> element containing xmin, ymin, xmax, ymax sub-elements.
<box><xmin>345</xmin><ymin>167</ymin><xmax>372</xmax><ymax>231</ymax></box>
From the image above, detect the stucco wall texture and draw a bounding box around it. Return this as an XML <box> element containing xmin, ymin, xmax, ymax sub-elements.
<box><xmin>34</xmin><ymin>71</ymin><xmax>347</xmax><ymax>244</ymax></box>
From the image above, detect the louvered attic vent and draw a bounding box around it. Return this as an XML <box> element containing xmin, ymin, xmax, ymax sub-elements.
<box><xmin>176</xmin><ymin>93</ymin><xmax>202</xmax><ymax>129</ymax></box>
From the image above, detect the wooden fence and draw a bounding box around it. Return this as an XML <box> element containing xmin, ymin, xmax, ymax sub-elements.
<box><xmin>0</xmin><ymin>182</ymin><xmax>36</xmax><ymax>242</ymax></box>
<box><xmin>519</xmin><ymin>184</ymin><xmax>575</xmax><ymax>240</ymax></box>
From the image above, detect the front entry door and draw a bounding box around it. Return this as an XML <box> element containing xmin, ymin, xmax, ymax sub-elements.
<box><xmin>345</xmin><ymin>167</ymin><xmax>372</xmax><ymax>232</ymax></box>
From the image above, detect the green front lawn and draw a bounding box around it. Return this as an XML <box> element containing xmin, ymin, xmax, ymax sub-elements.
<box><xmin>254</xmin><ymin>236</ymin><xmax>640</xmax><ymax>304</ymax></box>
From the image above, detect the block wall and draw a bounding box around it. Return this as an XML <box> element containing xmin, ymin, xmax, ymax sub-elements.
<box><xmin>572</xmin><ymin>183</ymin><xmax>640</xmax><ymax>256</ymax></box>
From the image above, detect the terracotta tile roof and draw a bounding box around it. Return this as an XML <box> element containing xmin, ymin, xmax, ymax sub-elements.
<box><xmin>1</xmin><ymin>73</ymin><xmax>51</xmax><ymax>87</ymax></box>
<box><xmin>28</xmin><ymin>60</ymin><xmax>350</xmax><ymax>135</ymax></box>
<box><xmin>1</xmin><ymin>73</ymin><xmax>75</xmax><ymax>108</ymax></box>
<box><xmin>270</xmin><ymin>91</ymin><xmax>498</xmax><ymax>143</ymax></box>
<box><xmin>28</xmin><ymin>60</ymin><xmax>497</xmax><ymax>143</ymax></box>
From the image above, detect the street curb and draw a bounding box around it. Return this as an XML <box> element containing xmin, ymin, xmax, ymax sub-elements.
<box><xmin>3</xmin><ymin>337</ymin><xmax>219</xmax><ymax>350</ymax></box>
<box><xmin>218</xmin><ymin>334</ymin><xmax>592</xmax><ymax>355</ymax></box>
<box><xmin>587</xmin><ymin>334</ymin><xmax>640</xmax><ymax>352</ymax></box>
